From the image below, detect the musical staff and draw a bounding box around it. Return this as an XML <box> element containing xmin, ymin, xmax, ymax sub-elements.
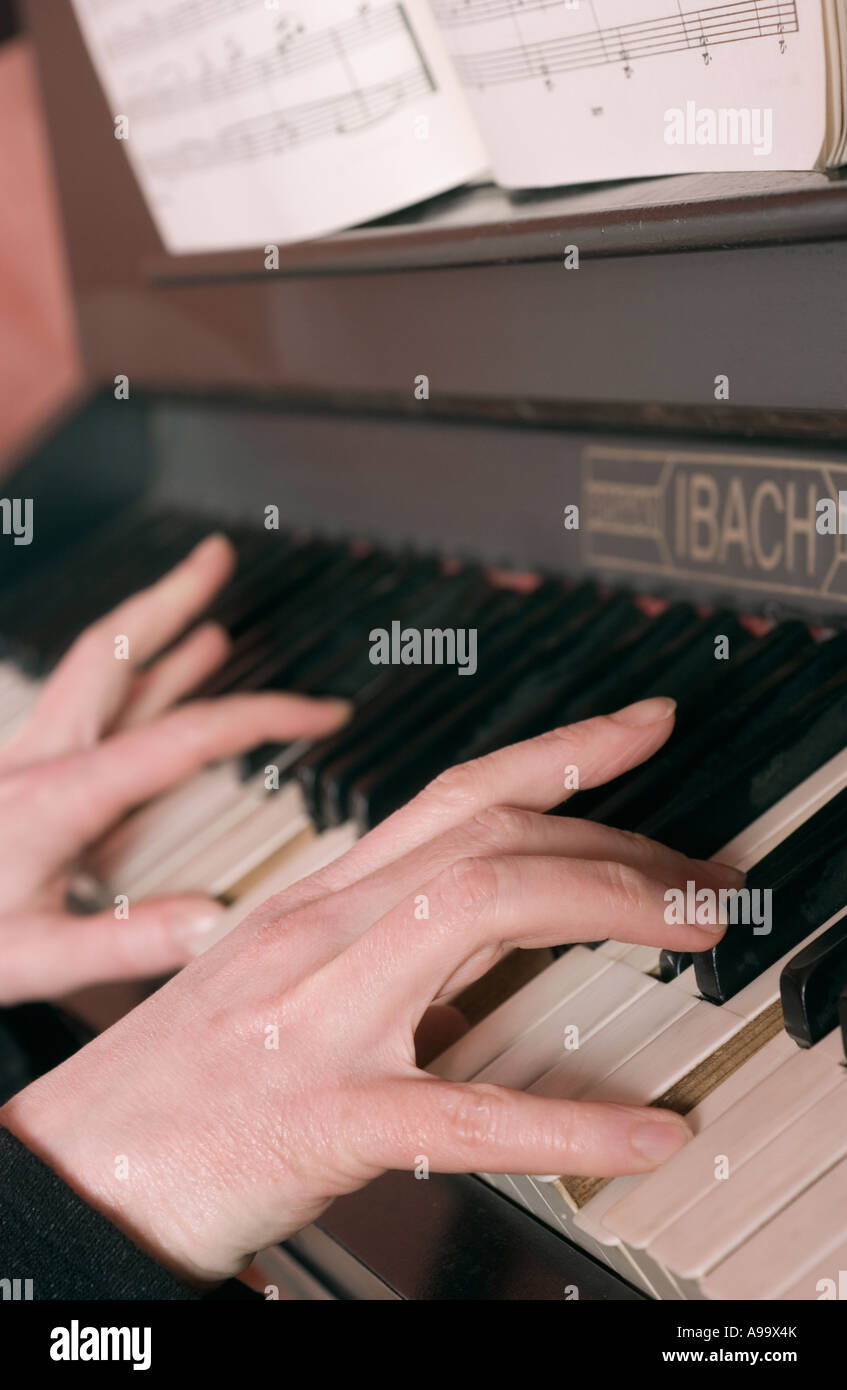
<box><xmin>104</xmin><ymin>0</ymin><xmax>257</xmax><ymax>60</ymax></box>
<box><xmin>449</xmin><ymin>0</ymin><xmax>799</xmax><ymax>86</ymax></box>
<box><xmin>124</xmin><ymin>7</ymin><xmax>412</xmax><ymax>121</ymax></box>
<box><xmin>145</xmin><ymin>68</ymin><xmax>434</xmax><ymax>176</ymax></box>
<box><xmin>431</xmin><ymin>0</ymin><xmax>568</xmax><ymax>26</ymax></box>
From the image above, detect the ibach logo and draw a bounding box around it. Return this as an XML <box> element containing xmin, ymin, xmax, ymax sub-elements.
<box><xmin>581</xmin><ymin>446</ymin><xmax>847</xmax><ymax>608</ymax></box>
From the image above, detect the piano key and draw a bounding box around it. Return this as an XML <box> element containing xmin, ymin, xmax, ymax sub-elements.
<box><xmin>650</xmin><ymin>1078</ymin><xmax>847</xmax><ymax>1295</ymax></box>
<box><xmin>471</xmin><ymin>962</ymin><xmax>656</xmax><ymax>1091</ymax></box>
<box><xmin>351</xmin><ymin>594</ymin><xmax>695</xmax><ymax>828</ymax></box>
<box><xmin>568</xmin><ymin>1030</ymin><xmax>798</xmax><ymax>1296</ymax></box>
<box><xmin>192</xmin><ymin>821</ymin><xmax>359</xmax><ymax>954</ymax></box>
<box><xmin>496</xmin><ymin>906</ymin><xmax>847</xmax><ymax>1276</ymax></box>
<box><xmin>149</xmin><ymin>783</ymin><xmax>311</xmax><ymax>898</ymax></box>
<box><xmin>780</xmin><ymin>914</ymin><xmax>847</xmax><ymax>1047</ymax></box>
<box><xmin>718</xmin><ymin>743</ymin><xmax>847</xmax><ymax>870</ymax></box>
<box><xmin>694</xmin><ymin>786</ymin><xmax>847</xmax><ymax>1003</ymax></box>
<box><xmin>91</xmin><ymin>759</ymin><xmax>248</xmax><ymax>884</ymax></box>
<box><xmin>579</xmin><ymin>621</ymin><xmax>813</xmax><ymax>829</ymax></box>
<box><xmin>436</xmin><ymin>778</ymin><xmax>847</xmax><ymax>1093</ymax></box>
<box><xmin>338</xmin><ymin>582</ymin><xmax>577</xmax><ymax>826</ymax></box>
<box><xmin>455</xmin><ymin>597</ymin><xmax>674</xmax><ymax>762</ymax></box>
<box><xmin>604</xmin><ymin>1028</ymin><xmax>845</xmax><ymax>1256</ymax></box>
<box><xmin>697</xmin><ymin>1161</ymin><xmax>847</xmax><ymax>1305</ymax></box>
<box><xmin>523</xmin><ymin>980</ymin><xmax>696</xmax><ymax>1138</ymax></box>
<box><xmin>429</xmin><ymin>946</ymin><xmax>618</xmax><ymax>1082</ymax></box>
<box><xmin>641</xmin><ymin>650</ymin><xmax>847</xmax><ymax>857</ymax></box>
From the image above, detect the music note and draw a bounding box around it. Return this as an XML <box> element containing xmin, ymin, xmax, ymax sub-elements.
<box><xmin>447</xmin><ymin>1</ymin><xmax>799</xmax><ymax>87</ymax></box>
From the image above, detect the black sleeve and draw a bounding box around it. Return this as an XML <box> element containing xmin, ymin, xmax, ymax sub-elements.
<box><xmin>0</xmin><ymin>1124</ymin><xmax>199</xmax><ymax>1300</ymax></box>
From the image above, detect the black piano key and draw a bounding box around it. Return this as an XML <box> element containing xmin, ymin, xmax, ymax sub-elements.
<box><xmin>555</xmin><ymin>608</ymin><xmax>745</xmax><ymax>729</ymax></box>
<box><xmin>0</xmin><ymin>507</ymin><xmax>191</xmax><ymax>668</ymax></box>
<box><xmin>659</xmin><ymin>949</ymin><xmax>692</xmax><ymax>982</ymax></box>
<box><xmin>452</xmin><ymin>594</ymin><xmax>651</xmax><ymax>762</ymax></box>
<box><xmin>693</xmin><ymin>786</ymin><xmax>847</xmax><ymax>1004</ymax></box>
<box><xmin>578</xmin><ymin>621</ymin><xmax>813</xmax><ymax>828</ymax></box>
<box><xmin>39</xmin><ymin>512</ymin><xmax>227</xmax><ymax>668</ymax></box>
<box><xmin>196</xmin><ymin>539</ymin><xmax>360</xmax><ymax>696</ymax></box>
<box><xmin>780</xmin><ymin>916</ymin><xmax>847</xmax><ymax>1048</ymax></box>
<box><xmin>325</xmin><ymin>583</ymin><xmax>573</xmax><ymax>827</ymax></box>
<box><xmin>639</xmin><ymin>639</ymin><xmax>847</xmax><ymax>858</ymax></box>
<box><xmin>236</xmin><ymin>557</ymin><xmax>445</xmax><ymax>779</ymax></box>
<box><xmin>349</xmin><ymin>585</ymin><xmax>624</xmax><ymax>828</ymax></box>
<box><xmin>239</xmin><ymin>554</ymin><xmax>436</xmax><ymax>696</ymax></box>
<box><xmin>293</xmin><ymin>574</ymin><xmax>501</xmax><ymax>821</ymax></box>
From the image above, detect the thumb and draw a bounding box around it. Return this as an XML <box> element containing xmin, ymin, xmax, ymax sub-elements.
<box><xmin>0</xmin><ymin>896</ymin><xmax>223</xmax><ymax>1004</ymax></box>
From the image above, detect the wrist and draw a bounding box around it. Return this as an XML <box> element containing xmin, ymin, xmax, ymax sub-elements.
<box><xmin>1</xmin><ymin>1069</ymin><xmax>228</xmax><ymax>1288</ymax></box>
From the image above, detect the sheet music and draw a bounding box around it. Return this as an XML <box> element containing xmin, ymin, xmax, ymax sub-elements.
<box><xmin>71</xmin><ymin>0</ymin><xmax>486</xmax><ymax>253</ymax></box>
<box><xmin>431</xmin><ymin>0</ymin><xmax>827</xmax><ymax>185</ymax></box>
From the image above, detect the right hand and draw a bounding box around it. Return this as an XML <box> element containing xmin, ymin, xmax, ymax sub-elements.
<box><xmin>1</xmin><ymin>697</ymin><xmax>744</xmax><ymax>1285</ymax></box>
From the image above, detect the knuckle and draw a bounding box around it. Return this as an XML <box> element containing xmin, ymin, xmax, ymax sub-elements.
<box><xmin>426</xmin><ymin>756</ymin><xmax>486</xmax><ymax>813</ymax></box>
<box><xmin>432</xmin><ymin>856</ymin><xmax>499</xmax><ymax>926</ymax></box>
<box><xmin>601</xmin><ymin>858</ymin><xmax>650</xmax><ymax>914</ymax></box>
<box><xmin>465</xmin><ymin>804</ymin><xmax>534</xmax><ymax>853</ymax></box>
<box><xmin>442</xmin><ymin>1083</ymin><xmax>513</xmax><ymax>1151</ymax></box>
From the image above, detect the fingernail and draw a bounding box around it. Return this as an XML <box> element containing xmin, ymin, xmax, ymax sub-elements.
<box><xmin>609</xmin><ymin>697</ymin><xmax>676</xmax><ymax>727</ymax></box>
<box><xmin>631</xmin><ymin>1116</ymin><xmax>692</xmax><ymax>1163</ymax></box>
<box><xmin>170</xmin><ymin>905</ymin><xmax>224</xmax><ymax>944</ymax></box>
<box><xmin>321</xmin><ymin>697</ymin><xmax>353</xmax><ymax>724</ymax></box>
<box><xmin>700</xmin><ymin>858</ymin><xmax>746</xmax><ymax>888</ymax></box>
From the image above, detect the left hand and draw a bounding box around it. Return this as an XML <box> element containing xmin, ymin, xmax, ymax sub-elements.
<box><xmin>0</xmin><ymin>534</ymin><xmax>349</xmax><ymax>1004</ymax></box>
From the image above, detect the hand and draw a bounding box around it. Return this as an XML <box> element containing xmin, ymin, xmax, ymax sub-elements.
<box><xmin>1</xmin><ymin>696</ymin><xmax>744</xmax><ymax>1285</ymax></box>
<box><xmin>0</xmin><ymin>534</ymin><xmax>349</xmax><ymax>1004</ymax></box>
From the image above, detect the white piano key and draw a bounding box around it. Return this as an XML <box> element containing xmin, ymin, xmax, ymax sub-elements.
<box><xmin>528</xmin><ymin>976</ymin><xmax>695</xmax><ymax>1103</ymax></box>
<box><xmin>566</xmin><ymin>1006</ymin><xmax>797</xmax><ymax>1297</ymax></box>
<box><xmin>194</xmin><ymin>821</ymin><xmax>359</xmax><ymax>952</ymax></box>
<box><xmin>585</xmin><ymin>995</ymin><xmax>740</xmax><ymax>1107</ymax></box>
<box><xmin>128</xmin><ymin>778</ymin><xmax>307</xmax><ymax>895</ymax></box>
<box><xmin>703</xmin><ymin>1153</ymin><xmax>847</xmax><ymax>1301</ymax></box>
<box><xmin>777</xmin><ymin>1235</ymin><xmax>847</xmax><ymax>1302</ymax></box>
<box><xmin>153</xmin><ymin>784</ymin><xmax>311</xmax><ymax>896</ymax></box>
<box><xmin>651</xmin><ymin>1075</ymin><xmax>847</xmax><ymax>1289</ymax></box>
<box><xmin>572</xmin><ymin>1177</ymin><xmax>665</xmax><ymax>1297</ymax></box>
<box><xmin>605</xmin><ymin>1028</ymin><xmax>845</xmax><ymax>1256</ymax></box>
<box><xmin>471</xmin><ymin>961</ymin><xmax>655</xmax><ymax>1091</ymax></box>
<box><xmin>92</xmin><ymin>759</ymin><xmax>248</xmax><ymax>883</ymax></box>
<box><xmin>429</xmin><ymin>946</ymin><xmax>617</xmax><ymax>1082</ymax></box>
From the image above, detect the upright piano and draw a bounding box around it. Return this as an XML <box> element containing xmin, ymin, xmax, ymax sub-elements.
<box><xmin>5</xmin><ymin>0</ymin><xmax>847</xmax><ymax>1300</ymax></box>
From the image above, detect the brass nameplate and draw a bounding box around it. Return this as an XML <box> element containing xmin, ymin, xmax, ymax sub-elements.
<box><xmin>581</xmin><ymin>446</ymin><xmax>847</xmax><ymax>607</ymax></box>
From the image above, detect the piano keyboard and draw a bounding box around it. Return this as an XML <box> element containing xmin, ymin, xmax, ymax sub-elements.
<box><xmin>4</xmin><ymin>502</ymin><xmax>847</xmax><ymax>1302</ymax></box>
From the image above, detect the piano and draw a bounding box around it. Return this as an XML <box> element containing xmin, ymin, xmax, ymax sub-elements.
<box><xmin>6</xmin><ymin>0</ymin><xmax>847</xmax><ymax>1301</ymax></box>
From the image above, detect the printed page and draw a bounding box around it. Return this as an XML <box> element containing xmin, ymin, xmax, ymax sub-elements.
<box><xmin>70</xmin><ymin>0</ymin><xmax>487</xmax><ymax>253</ymax></box>
<box><xmin>430</xmin><ymin>0</ymin><xmax>828</xmax><ymax>186</ymax></box>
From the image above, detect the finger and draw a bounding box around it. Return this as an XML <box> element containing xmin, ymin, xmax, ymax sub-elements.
<box><xmin>368</xmin><ymin>1076</ymin><xmax>692</xmax><ymax>1178</ymax></box>
<box><xmin>0</xmin><ymin>895</ymin><xmax>224</xmax><ymax>1005</ymax></box>
<box><xmin>116</xmin><ymin>622</ymin><xmax>231</xmax><ymax>730</ymax></box>
<box><xmin>0</xmin><ymin>535</ymin><xmax>236</xmax><ymax>766</ymax></box>
<box><xmin>341</xmin><ymin>854</ymin><xmax>729</xmax><ymax>1022</ymax></box>
<box><xmin>414</xmin><ymin>1005</ymin><xmax>468</xmax><ymax>1068</ymax></box>
<box><xmin>40</xmin><ymin>693</ymin><xmax>351</xmax><ymax>861</ymax></box>
<box><xmin>288</xmin><ymin>698</ymin><xmax>677</xmax><ymax>904</ymax></box>
<box><xmin>240</xmin><ymin>806</ymin><xmax>742</xmax><ymax>968</ymax></box>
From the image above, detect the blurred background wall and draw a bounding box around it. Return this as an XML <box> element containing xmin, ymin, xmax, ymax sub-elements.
<box><xmin>0</xmin><ymin>1</ymin><xmax>81</xmax><ymax>465</ymax></box>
